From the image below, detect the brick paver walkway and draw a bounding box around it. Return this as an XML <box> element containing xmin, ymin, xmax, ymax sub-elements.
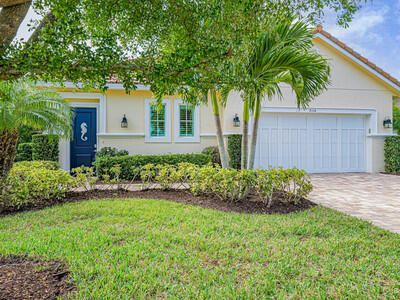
<box><xmin>310</xmin><ymin>173</ymin><xmax>400</xmax><ymax>233</ymax></box>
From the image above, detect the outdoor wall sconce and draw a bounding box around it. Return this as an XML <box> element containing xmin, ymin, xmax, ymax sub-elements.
<box><xmin>121</xmin><ymin>114</ymin><xmax>128</xmax><ymax>128</ymax></box>
<box><xmin>233</xmin><ymin>113</ymin><xmax>240</xmax><ymax>127</ymax></box>
<box><xmin>383</xmin><ymin>117</ymin><xmax>392</xmax><ymax>129</ymax></box>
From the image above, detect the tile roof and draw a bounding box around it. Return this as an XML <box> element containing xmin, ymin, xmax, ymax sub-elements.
<box><xmin>313</xmin><ymin>25</ymin><xmax>400</xmax><ymax>90</ymax></box>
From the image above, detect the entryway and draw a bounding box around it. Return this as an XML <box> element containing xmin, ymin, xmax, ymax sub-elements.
<box><xmin>70</xmin><ymin>107</ymin><xmax>97</xmax><ymax>169</ymax></box>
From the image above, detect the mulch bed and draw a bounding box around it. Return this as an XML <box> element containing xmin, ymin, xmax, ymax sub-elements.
<box><xmin>0</xmin><ymin>256</ymin><xmax>74</xmax><ymax>300</ymax></box>
<box><xmin>1</xmin><ymin>189</ymin><xmax>316</xmax><ymax>216</ymax></box>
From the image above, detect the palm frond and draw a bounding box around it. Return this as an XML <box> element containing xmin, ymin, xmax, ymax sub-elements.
<box><xmin>245</xmin><ymin>18</ymin><xmax>330</xmax><ymax>109</ymax></box>
<box><xmin>0</xmin><ymin>80</ymin><xmax>72</xmax><ymax>138</ymax></box>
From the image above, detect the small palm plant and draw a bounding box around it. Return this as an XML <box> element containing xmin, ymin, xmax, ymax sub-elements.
<box><xmin>0</xmin><ymin>79</ymin><xmax>72</xmax><ymax>193</ymax></box>
<box><xmin>242</xmin><ymin>20</ymin><xmax>331</xmax><ymax>169</ymax></box>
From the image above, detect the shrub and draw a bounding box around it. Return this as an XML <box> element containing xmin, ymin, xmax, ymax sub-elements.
<box><xmin>94</xmin><ymin>153</ymin><xmax>211</xmax><ymax>180</ymax></box>
<box><xmin>72</xmin><ymin>166</ymin><xmax>98</xmax><ymax>192</ymax></box>
<box><xmin>384</xmin><ymin>136</ymin><xmax>400</xmax><ymax>173</ymax></box>
<box><xmin>202</xmin><ymin>146</ymin><xmax>221</xmax><ymax>166</ymax></box>
<box><xmin>136</xmin><ymin>163</ymin><xmax>313</xmax><ymax>204</ymax></box>
<box><xmin>2</xmin><ymin>163</ymin><xmax>76</xmax><ymax>211</ymax></box>
<box><xmin>96</xmin><ymin>147</ymin><xmax>129</xmax><ymax>158</ymax></box>
<box><xmin>254</xmin><ymin>168</ymin><xmax>312</xmax><ymax>207</ymax></box>
<box><xmin>191</xmin><ymin>166</ymin><xmax>255</xmax><ymax>202</ymax></box>
<box><xmin>12</xmin><ymin>160</ymin><xmax>60</xmax><ymax>170</ymax></box>
<box><xmin>393</xmin><ymin>101</ymin><xmax>400</xmax><ymax>135</ymax></box>
<box><xmin>32</xmin><ymin>134</ymin><xmax>60</xmax><ymax>162</ymax></box>
<box><xmin>227</xmin><ymin>134</ymin><xmax>242</xmax><ymax>169</ymax></box>
<box><xmin>15</xmin><ymin>142</ymin><xmax>33</xmax><ymax>162</ymax></box>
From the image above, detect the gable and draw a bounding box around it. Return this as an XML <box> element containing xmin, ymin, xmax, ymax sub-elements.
<box><xmin>313</xmin><ymin>35</ymin><xmax>400</xmax><ymax>96</ymax></box>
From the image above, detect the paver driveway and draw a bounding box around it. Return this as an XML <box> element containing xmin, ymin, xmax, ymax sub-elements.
<box><xmin>310</xmin><ymin>173</ymin><xmax>400</xmax><ymax>233</ymax></box>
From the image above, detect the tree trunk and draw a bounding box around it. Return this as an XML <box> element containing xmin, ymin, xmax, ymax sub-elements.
<box><xmin>0</xmin><ymin>129</ymin><xmax>19</xmax><ymax>199</ymax></box>
<box><xmin>248</xmin><ymin>92</ymin><xmax>261</xmax><ymax>169</ymax></box>
<box><xmin>241</xmin><ymin>98</ymin><xmax>249</xmax><ymax>169</ymax></box>
<box><xmin>210</xmin><ymin>89</ymin><xmax>229</xmax><ymax>168</ymax></box>
<box><xmin>0</xmin><ymin>1</ymin><xmax>31</xmax><ymax>46</ymax></box>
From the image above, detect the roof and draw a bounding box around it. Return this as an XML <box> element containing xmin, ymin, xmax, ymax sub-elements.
<box><xmin>313</xmin><ymin>25</ymin><xmax>400</xmax><ymax>91</ymax></box>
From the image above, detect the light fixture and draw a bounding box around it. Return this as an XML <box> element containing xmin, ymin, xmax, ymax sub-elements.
<box><xmin>383</xmin><ymin>117</ymin><xmax>392</xmax><ymax>129</ymax></box>
<box><xmin>121</xmin><ymin>114</ymin><xmax>128</xmax><ymax>128</ymax></box>
<box><xmin>233</xmin><ymin>113</ymin><xmax>240</xmax><ymax>127</ymax></box>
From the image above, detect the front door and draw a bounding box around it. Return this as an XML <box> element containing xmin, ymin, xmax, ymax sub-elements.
<box><xmin>70</xmin><ymin>107</ymin><xmax>97</xmax><ymax>169</ymax></box>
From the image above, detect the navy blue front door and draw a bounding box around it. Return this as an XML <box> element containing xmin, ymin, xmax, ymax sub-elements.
<box><xmin>70</xmin><ymin>108</ymin><xmax>97</xmax><ymax>169</ymax></box>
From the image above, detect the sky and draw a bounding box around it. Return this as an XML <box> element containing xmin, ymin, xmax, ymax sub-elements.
<box><xmin>323</xmin><ymin>0</ymin><xmax>400</xmax><ymax>79</ymax></box>
<box><xmin>15</xmin><ymin>0</ymin><xmax>400</xmax><ymax>80</ymax></box>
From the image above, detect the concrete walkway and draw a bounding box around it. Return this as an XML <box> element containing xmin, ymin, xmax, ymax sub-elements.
<box><xmin>310</xmin><ymin>173</ymin><xmax>400</xmax><ymax>233</ymax></box>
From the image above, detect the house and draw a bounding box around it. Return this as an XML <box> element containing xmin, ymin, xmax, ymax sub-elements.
<box><xmin>48</xmin><ymin>27</ymin><xmax>399</xmax><ymax>173</ymax></box>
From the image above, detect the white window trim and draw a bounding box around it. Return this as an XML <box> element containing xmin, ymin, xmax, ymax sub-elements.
<box><xmin>144</xmin><ymin>99</ymin><xmax>172</xmax><ymax>143</ymax></box>
<box><xmin>174</xmin><ymin>99</ymin><xmax>200</xmax><ymax>143</ymax></box>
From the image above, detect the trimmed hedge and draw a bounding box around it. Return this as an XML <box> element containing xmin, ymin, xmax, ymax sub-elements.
<box><xmin>384</xmin><ymin>136</ymin><xmax>400</xmax><ymax>173</ymax></box>
<box><xmin>202</xmin><ymin>146</ymin><xmax>221</xmax><ymax>166</ymax></box>
<box><xmin>15</xmin><ymin>142</ymin><xmax>33</xmax><ymax>162</ymax></box>
<box><xmin>227</xmin><ymin>134</ymin><xmax>242</xmax><ymax>169</ymax></box>
<box><xmin>32</xmin><ymin>134</ymin><xmax>60</xmax><ymax>162</ymax></box>
<box><xmin>96</xmin><ymin>147</ymin><xmax>129</xmax><ymax>158</ymax></box>
<box><xmin>94</xmin><ymin>153</ymin><xmax>212</xmax><ymax>180</ymax></box>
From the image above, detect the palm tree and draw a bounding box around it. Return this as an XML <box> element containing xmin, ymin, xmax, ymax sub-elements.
<box><xmin>210</xmin><ymin>88</ymin><xmax>230</xmax><ymax>168</ymax></box>
<box><xmin>0</xmin><ymin>80</ymin><xmax>72</xmax><ymax>193</ymax></box>
<box><xmin>243</xmin><ymin>20</ymin><xmax>331</xmax><ymax>169</ymax></box>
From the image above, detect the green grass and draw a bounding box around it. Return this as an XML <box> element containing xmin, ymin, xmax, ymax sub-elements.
<box><xmin>1</xmin><ymin>199</ymin><xmax>400</xmax><ymax>299</ymax></box>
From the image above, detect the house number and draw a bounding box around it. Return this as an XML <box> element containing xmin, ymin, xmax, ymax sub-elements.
<box><xmin>80</xmin><ymin>122</ymin><xmax>88</xmax><ymax>141</ymax></box>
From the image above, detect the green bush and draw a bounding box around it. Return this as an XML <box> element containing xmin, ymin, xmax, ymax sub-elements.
<box><xmin>227</xmin><ymin>134</ymin><xmax>242</xmax><ymax>169</ymax></box>
<box><xmin>2</xmin><ymin>162</ymin><xmax>76</xmax><ymax>211</ymax></box>
<box><xmin>32</xmin><ymin>134</ymin><xmax>60</xmax><ymax>162</ymax></box>
<box><xmin>384</xmin><ymin>136</ymin><xmax>400</xmax><ymax>173</ymax></box>
<box><xmin>136</xmin><ymin>163</ymin><xmax>312</xmax><ymax>204</ymax></box>
<box><xmin>202</xmin><ymin>146</ymin><xmax>221</xmax><ymax>166</ymax></box>
<box><xmin>96</xmin><ymin>147</ymin><xmax>129</xmax><ymax>158</ymax></box>
<box><xmin>190</xmin><ymin>164</ymin><xmax>255</xmax><ymax>202</ymax></box>
<box><xmin>12</xmin><ymin>160</ymin><xmax>60</xmax><ymax>170</ymax></box>
<box><xmin>71</xmin><ymin>166</ymin><xmax>98</xmax><ymax>192</ymax></box>
<box><xmin>15</xmin><ymin>142</ymin><xmax>33</xmax><ymax>162</ymax></box>
<box><xmin>254</xmin><ymin>168</ymin><xmax>312</xmax><ymax>207</ymax></box>
<box><xmin>94</xmin><ymin>153</ymin><xmax>212</xmax><ymax>180</ymax></box>
<box><xmin>393</xmin><ymin>101</ymin><xmax>400</xmax><ymax>135</ymax></box>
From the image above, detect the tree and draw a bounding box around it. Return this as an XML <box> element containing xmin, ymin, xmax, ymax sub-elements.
<box><xmin>1</xmin><ymin>0</ymin><xmax>366</xmax><ymax>173</ymax></box>
<box><xmin>241</xmin><ymin>20</ymin><xmax>330</xmax><ymax>169</ymax></box>
<box><xmin>210</xmin><ymin>89</ymin><xmax>230</xmax><ymax>168</ymax></box>
<box><xmin>0</xmin><ymin>79</ymin><xmax>72</xmax><ymax>196</ymax></box>
<box><xmin>1</xmin><ymin>0</ymin><xmax>367</xmax><ymax>86</ymax></box>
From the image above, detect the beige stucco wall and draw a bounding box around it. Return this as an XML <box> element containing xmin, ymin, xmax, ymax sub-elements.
<box><xmin>98</xmin><ymin>90</ymin><xmax>218</xmax><ymax>154</ymax></box>
<box><xmin>99</xmin><ymin>136</ymin><xmax>217</xmax><ymax>155</ymax></box>
<box><xmin>59</xmin><ymin>37</ymin><xmax>397</xmax><ymax>172</ymax></box>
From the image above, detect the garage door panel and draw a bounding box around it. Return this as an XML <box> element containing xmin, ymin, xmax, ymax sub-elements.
<box><xmin>278</xmin><ymin>115</ymin><xmax>307</xmax><ymax>128</ymax></box>
<box><xmin>258</xmin><ymin>114</ymin><xmax>366</xmax><ymax>173</ymax></box>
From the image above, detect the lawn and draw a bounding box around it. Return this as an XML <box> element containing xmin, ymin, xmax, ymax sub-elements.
<box><xmin>1</xmin><ymin>198</ymin><xmax>400</xmax><ymax>299</ymax></box>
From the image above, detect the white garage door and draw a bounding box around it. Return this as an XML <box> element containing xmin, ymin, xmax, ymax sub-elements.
<box><xmin>257</xmin><ymin>114</ymin><xmax>366</xmax><ymax>173</ymax></box>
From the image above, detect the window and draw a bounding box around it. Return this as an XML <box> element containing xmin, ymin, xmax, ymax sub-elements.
<box><xmin>145</xmin><ymin>99</ymin><xmax>171</xmax><ymax>142</ymax></box>
<box><xmin>150</xmin><ymin>104</ymin><xmax>166</xmax><ymax>137</ymax></box>
<box><xmin>174</xmin><ymin>100</ymin><xmax>200</xmax><ymax>142</ymax></box>
<box><xmin>179</xmin><ymin>104</ymin><xmax>194</xmax><ymax>137</ymax></box>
